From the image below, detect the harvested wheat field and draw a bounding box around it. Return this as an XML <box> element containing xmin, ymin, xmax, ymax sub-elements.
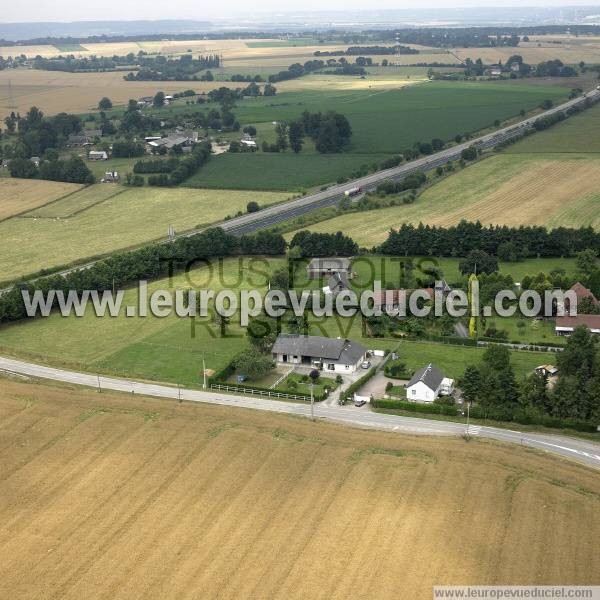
<box><xmin>0</xmin><ymin>69</ymin><xmax>241</xmax><ymax>120</ymax></box>
<box><xmin>0</xmin><ymin>377</ymin><xmax>598</xmax><ymax>599</ymax></box>
<box><xmin>288</xmin><ymin>154</ymin><xmax>600</xmax><ymax>247</ymax></box>
<box><xmin>453</xmin><ymin>40</ymin><xmax>600</xmax><ymax>65</ymax></box>
<box><xmin>0</xmin><ymin>178</ymin><xmax>82</xmax><ymax>221</ymax></box>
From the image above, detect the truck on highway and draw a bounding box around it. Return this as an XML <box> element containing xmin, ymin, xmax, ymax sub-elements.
<box><xmin>344</xmin><ymin>186</ymin><xmax>362</xmax><ymax>197</ymax></box>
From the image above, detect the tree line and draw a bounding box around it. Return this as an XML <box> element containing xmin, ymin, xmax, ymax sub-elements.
<box><xmin>378</xmin><ymin>222</ymin><xmax>600</xmax><ymax>258</ymax></box>
<box><xmin>0</xmin><ymin>228</ymin><xmax>286</xmax><ymax>324</ymax></box>
<box><xmin>460</xmin><ymin>332</ymin><xmax>600</xmax><ymax>427</ymax></box>
<box><xmin>314</xmin><ymin>45</ymin><xmax>419</xmax><ymax>56</ymax></box>
<box><xmin>123</xmin><ymin>54</ymin><xmax>221</xmax><ymax>81</ymax></box>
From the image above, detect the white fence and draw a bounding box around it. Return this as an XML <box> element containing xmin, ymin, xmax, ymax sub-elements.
<box><xmin>210</xmin><ymin>383</ymin><xmax>310</xmax><ymax>401</ymax></box>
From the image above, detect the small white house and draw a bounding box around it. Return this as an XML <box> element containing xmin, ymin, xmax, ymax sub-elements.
<box><xmin>88</xmin><ymin>151</ymin><xmax>108</xmax><ymax>161</ymax></box>
<box><xmin>406</xmin><ymin>363</ymin><xmax>454</xmax><ymax>403</ymax></box>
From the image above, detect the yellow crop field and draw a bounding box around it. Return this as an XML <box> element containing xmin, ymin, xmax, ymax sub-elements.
<box><xmin>453</xmin><ymin>39</ymin><xmax>600</xmax><ymax>64</ymax></box>
<box><xmin>0</xmin><ymin>178</ymin><xmax>83</xmax><ymax>221</ymax></box>
<box><xmin>0</xmin><ymin>69</ymin><xmax>243</xmax><ymax>121</ymax></box>
<box><xmin>0</xmin><ymin>377</ymin><xmax>598</xmax><ymax>599</ymax></box>
<box><xmin>0</xmin><ymin>44</ymin><xmax>62</xmax><ymax>58</ymax></box>
<box><xmin>0</xmin><ymin>186</ymin><xmax>290</xmax><ymax>282</ymax></box>
<box><xmin>286</xmin><ymin>154</ymin><xmax>600</xmax><ymax>247</ymax></box>
<box><xmin>279</xmin><ymin>73</ymin><xmax>428</xmax><ymax>92</ymax></box>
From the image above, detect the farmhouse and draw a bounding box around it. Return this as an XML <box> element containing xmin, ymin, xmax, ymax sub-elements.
<box><xmin>566</xmin><ymin>282</ymin><xmax>599</xmax><ymax>311</ymax></box>
<box><xmin>271</xmin><ymin>333</ymin><xmax>366</xmax><ymax>373</ymax></box>
<box><xmin>147</xmin><ymin>134</ymin><xmax>196</xmax><ymax>152</ymax></box>
<box><xmin>306</xmin><ymin>257</ymin><xmax>353</xmax><ymax>280</ymax></box>
<box><xmin>68</xmin><ymin>134</ymin><xmax>94</xmax><ymax>147</ymax></box>
<box><xmin>406</xmin><ymin>363</ymin><xmax>454</xmax><ymax>403</ymax></box>
<box><xmin>88</xmin><ymin>151</ymin><xmax>108</xmax><ymax>161</ymax></box>
<box><xmin>555</xmin><ymin>315</ymin><xmax>600</xmax><ymax>336</ymax></box>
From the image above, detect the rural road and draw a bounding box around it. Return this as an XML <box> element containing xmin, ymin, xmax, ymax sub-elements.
<box><xmin>2</xmin><ymin>88</ymin><xmax>598</xmax><ymax>294</ymax></box>
<box><xmin>1</xmin><ymin>355</ymin><xmax>599</xmax><ymax>470</ymax></box>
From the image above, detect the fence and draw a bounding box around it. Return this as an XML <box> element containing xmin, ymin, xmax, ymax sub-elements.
<box><xmin>210</xmin><ymin>383</ymin><xmax>310</xmax><ymax>402</ymax></box>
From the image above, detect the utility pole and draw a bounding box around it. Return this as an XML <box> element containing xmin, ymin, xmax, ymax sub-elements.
<box><xmin>310</xmin><ymin>383</ymin><xmax>314</xmax><ymax>421</ymax></box>
<box><xmin>97</xmin><ymin>374</ymin><xmax>101</xmax><ymax>393</ymax></box>
<box><xmin>465</xmin><ymin>401</ymin><xmax>471</xmax><ymax>438</ymax></box>
<box><xmin>202</xmin><ymin>356</ymin><xmax>207</xmax><ymax>389</ymax></box>
<box><xmin>178</xmin><ymin>383</ymin><xmax>181</xmax><ymax>402</ymax></box>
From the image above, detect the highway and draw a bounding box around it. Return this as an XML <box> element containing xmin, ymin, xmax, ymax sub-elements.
<box><xmin>215</xmin><ymin>87</ymin><xmax>600</xmax><ymax>236</ymax></box>
<box><xmin>1</xmin><ymin>87</ymin><xmax>598</xmax><ymax>294</ymax></box>
<box><xmin>1</xmin><ymin>355</ymin><xmax>599</xmax><ymax>470</ymax></box>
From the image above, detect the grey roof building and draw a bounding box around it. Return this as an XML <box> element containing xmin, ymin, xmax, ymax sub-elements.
<box><xmin>326</xmin><ymin>272</ymin><xmax>350</xmax><ymax>295</ymax></box>
<box><xmin>307</xmin><ymin>257</ymin><xmax>352</xmax><ymax>279</ymax></box>
<box><xmin>272</xmin><ymin>333</ymin><xmax>366</xmax><ymax>372</ymax></box>
<box><xmin>407</xmin><ymin>363</ymin><xmax>445</xmax><ymax>391</ymax></box>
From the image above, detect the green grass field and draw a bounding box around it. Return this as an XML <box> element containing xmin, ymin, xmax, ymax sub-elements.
<box><xmin>232</xmin><ymin>81</ymin><xmax>567</xmax><ymax>155</ymax></box>
<box><xmin>24</xmin><ymin>184</ymin><xmax>124</xmax><ymax>218</ymax></box>
<box><xmin>53</xmin><ymin>43</ymin><xmax>86</xmax><ymax>52</ymax></box>
<box><xmin>0</xmin><ymin>257</ymin><xmax>553</xmax><ymax>386</ymax></box>
<box><xmin>506</xmin><ymin>101</ymin><xmax>600</xmax><ymax>154</ymax></box>
<box><xmin>285</xmin><ymin>151</ymin><xmax>600</xmax><ymax>242</ymax></box>
<box><xmin>344</xmin><ymin>255</ymin><xmax>578</xmax><ymax>287</ymax></box>
<box><xmin>184</xmin><ymin>152</ymin><xmax>386</xmax><ymax>191</ymax></box>
<box><xmin>85</xmin><ymin>157</ymin><xmax>140</xmax><ymax>180</ymax></box>
<box><xmin>182</xmin><ymin>80</ymin><xmax>567</xmax><ymax>190</ymax></box>
<box><xmin>0</xmin><ymin>187</ymin><xmax>290</xmax><ymax>282</ymax></box>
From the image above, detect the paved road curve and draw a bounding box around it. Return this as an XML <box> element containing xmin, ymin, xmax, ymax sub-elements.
<box><xmin>1</xmin><ymin>356</ymin><xmax>599</xmax><ymax>470</ymax></box>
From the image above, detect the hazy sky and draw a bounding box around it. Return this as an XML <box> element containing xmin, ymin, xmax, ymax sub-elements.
<box><xmin>3</xmin><ymin>1</ymin><xmax>600</xmax><ymax>23</ymax></box>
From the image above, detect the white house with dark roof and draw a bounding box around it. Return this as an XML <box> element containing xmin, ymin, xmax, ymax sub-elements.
<box><xmin>406</xmin><ymin>363</ymin><xmax>454</xmax><ymax>403</ymax></box>
<box><xmin>271</xmin><ymin>333</ymin><xmax>366</xmax><ymax>373</ymax></box>
<box><xmin>306</xmin><ymin>257</ymin><xmax>353</xmax><ymax>280</ymax></box>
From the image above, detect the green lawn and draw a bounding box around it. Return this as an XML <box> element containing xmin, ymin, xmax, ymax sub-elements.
<box><xmin>346</xmin><ymin>255</ymin><xmax>578</xmax><ymax>289</ymax></box>
<box><xmin>0</xmin><ymin>256</ymin><xmax>554</xmax><ymax>386</ymax></box>
<box><xmin>279</xmin><ymin>372</ymin><xmax>339</xmax><ymax>397</ymax></box>
<box><xmin>0</xmin><ymin>258</ymin><xmax>284</xmax><ymax>385</ymax></box>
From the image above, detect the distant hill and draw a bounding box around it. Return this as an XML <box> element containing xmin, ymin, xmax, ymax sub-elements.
<box><xmin>0</xmin><ymin>20</ymin><xmax>212</xmax><ymax>43</ymax></box>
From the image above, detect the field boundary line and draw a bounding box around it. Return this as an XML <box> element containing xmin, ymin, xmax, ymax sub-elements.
<box><xmin>19</xmin><ymin>186</ymin><xmax>127</xmax><ymax>220</ymax></box>
<box><xmin>0</xmin><ymin>183</ymin><xmax>87</xmax><ymax>224</ymax></box>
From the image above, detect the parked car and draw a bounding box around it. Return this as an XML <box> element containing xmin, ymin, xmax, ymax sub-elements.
<box><xmin>361</xmin><ymin>361</ymin><xmax>371</xmax><ymax>369</ymax></box>
<box><xmin>354</xmin><ymin>399</ymin><xmax>367</xmax><ymax>407</ymax></box>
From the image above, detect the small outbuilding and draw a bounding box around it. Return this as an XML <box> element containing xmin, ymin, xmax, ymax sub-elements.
<box><xmin>88</xmin><ymin>151</ymin><xmax>108</xmax><ymax>161</ymax></box>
